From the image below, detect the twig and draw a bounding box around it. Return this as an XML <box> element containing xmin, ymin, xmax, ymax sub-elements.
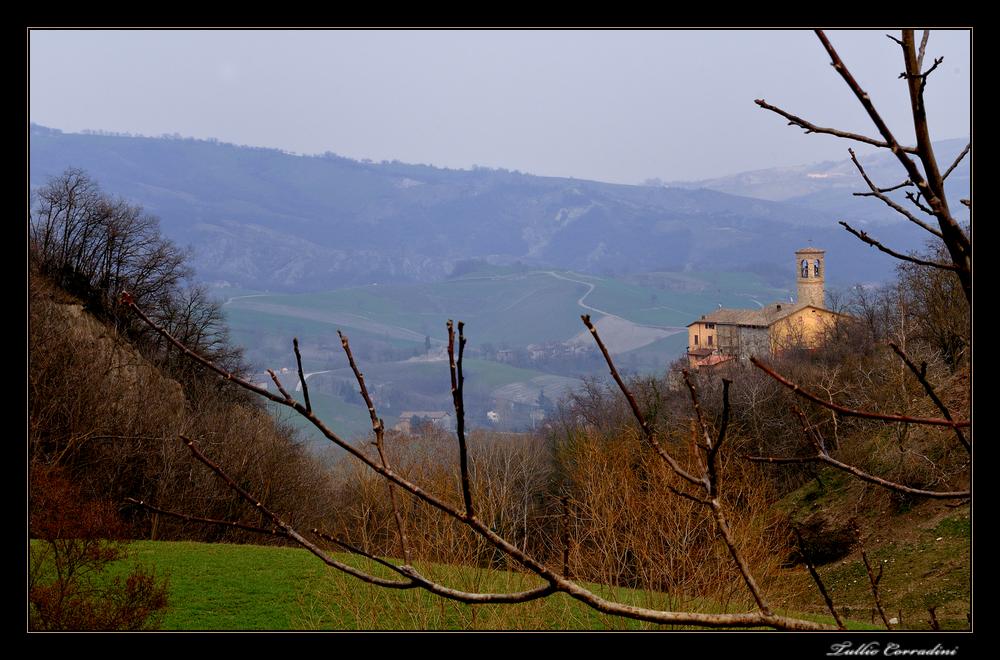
<box><xmin>125</xmin><ymin>498</ymin><xmax>289</xmax><ymax>538</ymax></box>
<box><xmin>178</xmin><ymin>434</ymin><xmax>414</xmax><ymax>589</ymax></box>
<box><xmin>310</xmin><ymin>529</ymin><xmax>558</xmax><ymax>604</ymax></box>
<box><xmin>942</xmin><ymin>143</ymin><xmax>970</xmax><ymax>181</ymax></box>
<box><xmin>848</xmin><ymin>148</ymin><xmax>942</xmax><ymax>238</ymax></box>
<box><xmin>681</xmin><ymin>371</ymin><xmax>772</xmax><ymax>615</ymax></box>
<box><xmin>267</xmin><ymin>369</ymin><xmax>293</xmax><ymax>402</ymax></box>
<box><xmin>888</xmin><ymin>342</ymin><xmax>970</xmax><ymax>452</ymax></box>
<box><xmin>745</xmin><ymin>455</ymin><xmax>817</xmax><ymax>465</ymax></box>
<box><xmin>753</xmin><ymin>98</ymin><xmax>916</xmax><ymax>154</ymax></box>
<box><xmin>582</xmin><ymin>314</ymin><xmax>704</xmax><ymax>488</ymax></box>
<box><xmin>682</xmin><ymin>371</ymin><xmax>714</xmax><ymax>451</ymax></box>
<box><xmin>447</xmin><ymin>320</ymin><xmax>475</xmax><ymax>519</ymax></box>
<box><xmin>822</xmin><ymin>449</ymin><xmax>969</xmax><ymax>499</ymax></box>
<box><xmin>747</xmin><ymin>451</ymin><xmax>968</xmax><ymax>499</ymax></box>
<box><xmin>916</xmin><ymin>30</ymin><xmax>930</xmax><ymax>71</ymax></box>
<box><xmin>666</xmin><ymin>483</ymin><xmax>712</xmax><ymax>505</ymax></box>
<box><xmin>793</xmin><ymin>527</ymin><xmax>845</xmax><ymax>630</ymax></box>
<box><xmin>560</xmin><ymin>495</ymin><xmax>571</xmax><ymax>578</ymax></box>
<box><xmin>310</xmin><ymin>528</ymin><xmax>409</xmax><ymax>576</ymax></box>
<box><xmin>839</xmin><ymin>222</ymin><xmax>958</xmax><ymax>271</ymax></box>
<box><xmin>751</xmin><ymin>356</ymin><xmax>970</xmax><ymax>428</ymax></box>
<box><xmin>710</xmin><ymin>503</ymin><xmax>773</xmax><ymax>616</ymax></box>
<box><xmin>292</xmin><ymin>338</ymin><xmax>311</xmax><ymax>414</ymax></box>
<box><xmin>707</xmin><ymin>379</ymin><xmax>732</xmax><ymax>494</ymax></box>
<box><xmin>338</xmin><ymin>330</ymin><xmax>411</xmax><ymax>564</ymax></box>
<box><xmin>905</xmin><ymin>191</ymin><xmax>936</xmax><ymax>217</ymax></box>
<box><xmin>861</xmin><ymin>549</ymin><xmax>892</xmax><ymax>630</ymax></box>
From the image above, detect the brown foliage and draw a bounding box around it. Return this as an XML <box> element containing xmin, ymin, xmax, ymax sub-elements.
<box><xmin>29</xmin><ymin>466</ymin><xmax>169</xmax><ymax>631</ymax></box>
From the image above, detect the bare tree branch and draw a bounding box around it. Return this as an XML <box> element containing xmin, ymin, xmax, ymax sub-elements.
<box><xmin>178</xmin><ymin>434</ymin><xmax>414</xmax><ymax>590</ymax></box>
<box><xmin>292</xmin><ymin>338</ymin><xmax>311</xmax><ymax>414</ymax></box>
<box><xmin>813</xmin><ymin>30</ymin><xmax>970</xmax><ymax>299</ymax></box>
<box><xmin>310</xmin><ymin>528</ymin><xmax>408</xmax><ymax>576</ymax></box>
<box><xmin>793</xmin><ymin>527</ymin><xmax>845</xmax><ymax>630</ymax></box>
<box><xmin>125</xmin><ymin>498</ymin><xmax>289</xmax><ymax>538</ymax></box>
<box><xmin>309</xmin><ymin>531</ymin><xmax>558</xmax><ymax>605</ymax></box>
<box><xmin>560</xmin><ymin>495</ymin><xmax>571</xmax><ymax>578</ymax></box>
<box><xmin>888</xmin><ymin>342</ymin><xmax>970</xmax><ymax>452</ymax></box>
<box><xmin>818</xmin><ymin>446</ymin><xmax>968</xmax><ymax>499</ymax></box>
<box><xmin>905</xmin><ymin>191</ymin><xmax>936</xmax><ymax>217</ymax></box>
<box><xmin>338</xmin><ymin>330</ymin><xmax>411</xmax><ymax>564</ymax></box>
<box><xmin>745</xmin><ymin>455</ymin><xmax>817</xmax><ymax>465</ymax></box>
<box><xmin>447</xmin><ymin>320</ymin><xmax>475</xmax><ymax>519</ymax></box>
<box><xmin>862</xmin><ymin>548</ymin><xmax>892</xmax><ymax>629</ymax></box>
<box><xmin>751</xmin><ymin>356</ymin><xmax>970</xmax><ymax>428</ymax></box>
<box><xmin>267</xmin><ymin>369</ymin><xmax>293</xmax><ymax>402</ymax></box>
<box><xmin>753</xmin><ymin>98</ymin><xmax>917</xmax><ymax>154</ymax></box>
<box><xmin>582</xmin><ymin>314</ymin><xmax>704</xmax><ymax>488</ymax></box>
<box><xmin>942</xmin><ymin>143</ymin><xmax>970</xmax><ymax>182</ymax></box>
<box><xmin>848</xmin><ymin>148</ymin><xmax>943</xmax><ymax>238</ymax></box>
<box><xmin>916</xmin><ymin>30</ymin><xmax>930</xmax><ymax>71</ymax></box>
<box><xmin>839</xmin><ymin>222</ymin><xmax>959</xmax><ymax>271</ymax></box>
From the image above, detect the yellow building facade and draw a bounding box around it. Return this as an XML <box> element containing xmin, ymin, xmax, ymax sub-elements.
<box><xmin>687</xmin><ymin>248</ymin><xmax>846</xmax><ymax>368</ymax></box>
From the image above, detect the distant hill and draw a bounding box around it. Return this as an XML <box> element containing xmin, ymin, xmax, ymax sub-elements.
<box><xmin>30</xmin><ymin>124</ymin><xmax>959</xmax><ymax>291</ymax></box>
<box><xmin>667</xmin><ymin>137</ymin><xmax>970</xmax><ymax>224</ymax></box>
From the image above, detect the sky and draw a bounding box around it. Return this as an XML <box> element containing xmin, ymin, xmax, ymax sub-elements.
<box><xmin>29</xmin><ymin>29</ymin><xmax>971</xmax><ymax>185</ymax></box>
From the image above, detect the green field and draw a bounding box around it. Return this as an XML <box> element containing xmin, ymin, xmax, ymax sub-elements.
<box><xmin>217</xmin><ymin>269</ymin><xmax>788</xmax><ymax>441</ymax></box>
<box><xmin>96</xmin><ymin>541</ymin><xmax>866</xmax><ymax>630</ymax></box>
<box><xmin>219</xmin><ymin>269</ymin><xmax>789</xmax><ymax>352</ymax></box>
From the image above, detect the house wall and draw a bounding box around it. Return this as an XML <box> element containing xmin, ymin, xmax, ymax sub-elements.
<box><xmin>769</xmin><ymin>307</ymin><xmax>840</xmax><ymax>351</ymax></box>
<box><xmin>687</xmin><ymin>321</ymin><xmax>718</xmax><ymax>352</ymax></box>
<box><xmin>716</xmin><ymin>324</ymin><xmax>770</xmax><ymax>360</ymax></box>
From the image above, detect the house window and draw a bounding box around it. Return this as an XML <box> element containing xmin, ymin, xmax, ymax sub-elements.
<box><xmin>708</xmin><ymin>335</ymin><xmax>713</xmax><ymax>346</ymax></box>
<box><xmin>706</xmin><ymin>323</ymin><xmax>715</xmax><ymax>329</ymax></box>
<box><xmin>694</xmin><ymin>335</ymin><xmax>699</xmax><ymax>345</ymax></box>
<box><xmin>801</xmin><ymin>259</ymin><xmax>809</xmax><ymax>278</ymax></box>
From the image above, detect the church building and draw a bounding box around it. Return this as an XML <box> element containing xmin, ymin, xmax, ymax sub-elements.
<box><xmin>686</xmin><ymin>248</ymin><xmax>845</xmax><ymax>369</ymax></box>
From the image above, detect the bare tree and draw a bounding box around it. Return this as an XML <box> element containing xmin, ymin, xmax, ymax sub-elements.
<box><xmin>748</xmin><ymin>30</ymin><xmax>970</xmax><ymax>500</ymax></box>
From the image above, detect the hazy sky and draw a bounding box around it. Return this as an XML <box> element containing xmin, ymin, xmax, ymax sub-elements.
<box><xmin>29</xmin><ymin>29</ymin><xmax>971</xmax><ymax>184</ymax></box>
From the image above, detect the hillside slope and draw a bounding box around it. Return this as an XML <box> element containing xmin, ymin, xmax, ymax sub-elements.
<box><xmin>30</xmin><ymin>124</ymin><xmax>931</xmax><ymax>291</ymax></box>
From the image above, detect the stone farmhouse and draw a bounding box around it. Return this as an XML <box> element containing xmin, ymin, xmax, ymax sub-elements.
<box><xmin>686</xmin><ymin>248</ymin><xmax>847</xmax><ymax>369</ymax></box>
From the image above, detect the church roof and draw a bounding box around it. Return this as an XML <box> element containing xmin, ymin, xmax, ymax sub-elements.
<box><xmin>689</xmin><ymin>301</ymin><xmax>812</xmax><ymax>328</ymax></box>
<box><xmin>796</xmin><ymin>247</ymin><xmax>825</xmax><ymax>254</ymax></box>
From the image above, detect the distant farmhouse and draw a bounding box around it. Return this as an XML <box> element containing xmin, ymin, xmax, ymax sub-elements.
<box><xmin>687</xmin><ymin>248</ymin><xmax>847</xmax><ymax>369</ymax></box>
<box><xmin>394</xmin><ymin>411</ymin><xmax>454</xmax><ymax>434</ymax></box>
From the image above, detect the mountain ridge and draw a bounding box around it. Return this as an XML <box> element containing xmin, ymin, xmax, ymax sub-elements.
<box><xmin>30</xmin><ymin>124</ymin><xmax>964</xmax><ymax>291</ymax></box>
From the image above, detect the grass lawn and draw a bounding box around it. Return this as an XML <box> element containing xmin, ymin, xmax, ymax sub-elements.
<box><xmin>100</xmin><ymin>540</ymin><xmax>870</xmax><ymax>631</ymax></box>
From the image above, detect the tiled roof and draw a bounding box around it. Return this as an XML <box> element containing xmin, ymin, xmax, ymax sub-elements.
<box><xmin>690</xmin><ymin>301</ymin><xmax>810</xmax><ymax>327</ymax></box>
<box><xmin>796</xmin><ymin>247</ymin><xmax>825</xmax><ymax>254</ymax></box>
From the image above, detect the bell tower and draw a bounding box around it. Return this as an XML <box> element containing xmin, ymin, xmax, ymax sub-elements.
<box><xmin>796</xmin><ymin>247</ymin><xmax>825</xmax><ymax>309</ymax></box>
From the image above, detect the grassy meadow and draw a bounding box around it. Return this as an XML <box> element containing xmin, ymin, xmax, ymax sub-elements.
<box><xmin>100</xmin><ymin>541</ymin><xmax>866</xmax><ymax>631</ymax></box>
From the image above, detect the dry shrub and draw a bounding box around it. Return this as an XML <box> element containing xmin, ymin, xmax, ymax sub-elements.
<box><xmin>554</xmin><ymin>425</ymin><xmax>784</xmax><ymax>607</ymax></box>
<box><xmin>29</xmin><ymin>465</ymin><xmax>169</xmax><ymax>630</ymax></box>
<box><xmin>327</xmin><ymin>428</ymin><xmax>552</xmax><ymax>569</ymax></box>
